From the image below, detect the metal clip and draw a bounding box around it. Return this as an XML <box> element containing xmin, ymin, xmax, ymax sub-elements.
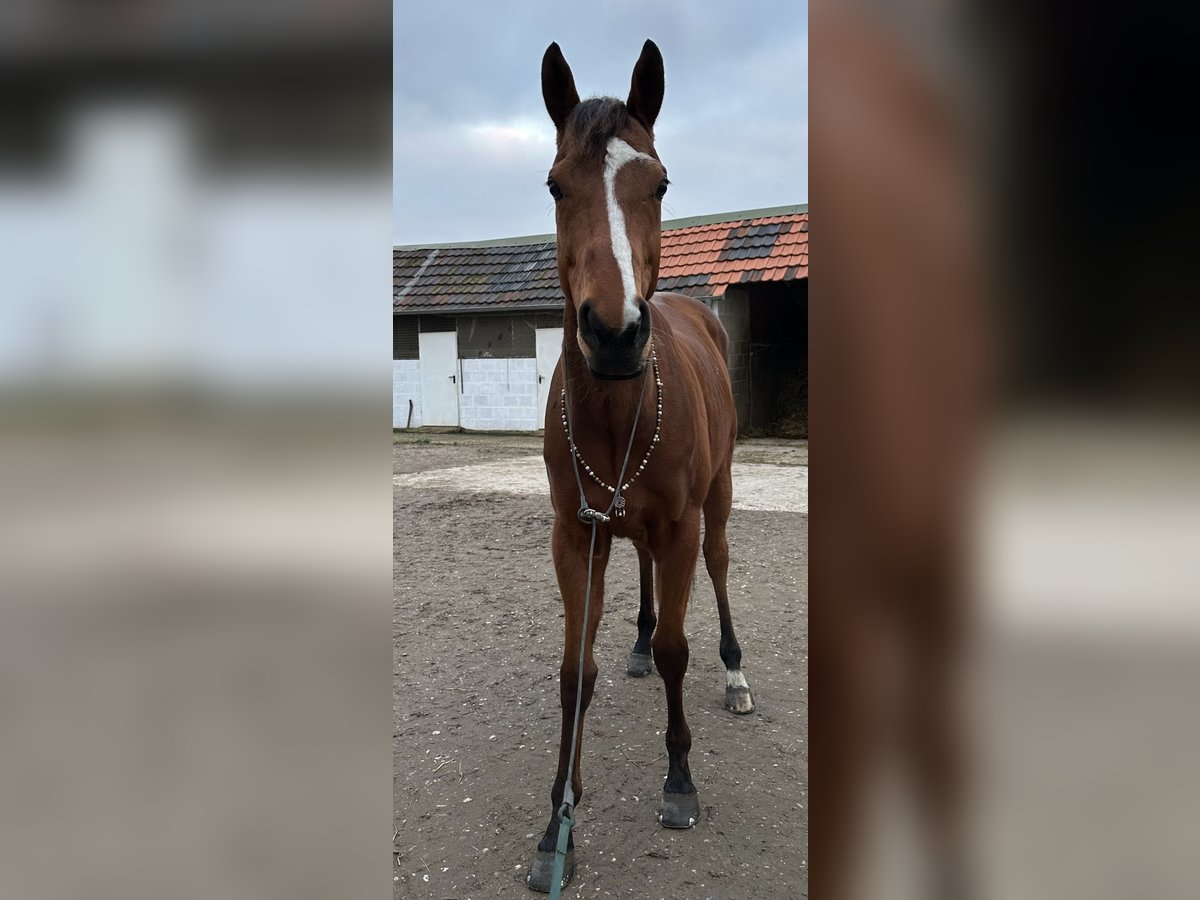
<box><xmin>577</xmin><ymin>506</ymin><xmax>610</xmax><ymax>525</ymax></box>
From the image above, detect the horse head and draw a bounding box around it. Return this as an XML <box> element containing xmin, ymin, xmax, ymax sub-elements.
<box><xmin>541</xmin><ymin>40</ymin><xmax>668</xmax><ymax>380</ymax></box>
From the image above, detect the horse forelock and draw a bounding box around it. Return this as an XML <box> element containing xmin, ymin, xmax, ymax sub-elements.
<box><xmin>564</xmin><ymin>97</ymin><xmax>630</xmax><ymax>158</ymax></box>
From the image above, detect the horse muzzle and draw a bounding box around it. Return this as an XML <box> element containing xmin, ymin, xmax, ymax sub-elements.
<box><xmin>578</xmin><ymin>298</ymin><xmax>652</xmax><ymax>380</ymax></box>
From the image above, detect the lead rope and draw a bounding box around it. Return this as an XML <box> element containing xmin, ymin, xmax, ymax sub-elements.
<box><xmin>548</xmin><ymin>341</ymin><xmax>652</xmax><ymax>899</ymax></box>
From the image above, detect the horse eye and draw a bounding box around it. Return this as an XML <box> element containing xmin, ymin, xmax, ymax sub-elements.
<box><xmin>547</xmin><ymin>179</ymin><xmax>563</xmax><ymax>201</ymax></box>
<box><xmin>655</xmin><ymin>178</ymin><xmax>669</xmax><ymax>200</ymax></box>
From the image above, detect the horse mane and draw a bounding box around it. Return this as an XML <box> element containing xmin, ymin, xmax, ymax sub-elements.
<box><xmin>565</xmin><ymin>97</ymin><xmax>629</xmax><ymax>158</ymax></box>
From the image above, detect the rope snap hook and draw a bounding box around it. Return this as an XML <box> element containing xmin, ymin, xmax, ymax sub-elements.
<box><xmin>577</xmin><ymin>505</ymin><xmax>610</xmax><ymax>525</ymax></box>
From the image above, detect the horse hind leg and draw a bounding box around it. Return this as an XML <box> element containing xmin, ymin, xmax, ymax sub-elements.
<box><xmin>704</xmin><ymin>469</ymin><xmax>755</xmax><ymax>715</ymax></box>
<box><xmin>626</xmin><ymin>545</ymin><xmax>655</xmax><ymax>677</ymax></box>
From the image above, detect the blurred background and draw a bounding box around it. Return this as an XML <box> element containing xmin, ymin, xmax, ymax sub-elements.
<box><xmin>0</xmin><ymin>2</ymin><xmax>391</xmax><ymax>898</ymax></box>
<box><xmin>811</xmin><ymin>1</ymin><xmax>1199</xmax><ymax>898</ymax></box>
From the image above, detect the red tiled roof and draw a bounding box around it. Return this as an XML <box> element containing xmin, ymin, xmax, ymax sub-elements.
<box><xmin>659</xmin><ymin>212</ymin><xmax>809</xmax><ymax>296</ymax></box>
<box><xmin>394</xmin><ymin>206</ymin><xmax>808</xmax><ymax>314</ymax></box>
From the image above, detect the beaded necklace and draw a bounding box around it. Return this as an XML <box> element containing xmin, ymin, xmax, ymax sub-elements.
<box><xmin>559</xmin><ymin>344</ymin><xmax>662</xmax><ymax>517</ymax></box>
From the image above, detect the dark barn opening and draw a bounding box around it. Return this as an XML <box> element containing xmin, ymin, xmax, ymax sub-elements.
<box><xmin>747</xmin><ymin>280</ymin><xmax>808</xmax><ymax>437</ymax></box>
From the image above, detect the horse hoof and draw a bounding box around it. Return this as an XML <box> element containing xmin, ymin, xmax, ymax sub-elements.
<box><xmin>725</xmin><ymin>685</ymin><xmax>755</xmax><ymax>715</ymax></box>
<box><xmin>527</xmin><ymin>847</ymin><xmax>574</xmax><ymax>893</ymax></box>
<box><xmin>626</xmin><ymin>651</ymin><xmax>653</xmax><ymax>677</ymax></box>
<box><xmin>658</xmin><ymin>788</ymin><xmax>701</xmax><ymax>829</ymax></box>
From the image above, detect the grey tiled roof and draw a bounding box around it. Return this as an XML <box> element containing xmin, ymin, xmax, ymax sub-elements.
<box><xmin>394</xmin><ymin>205</ymin><xmax>808</xmax><ymax>314</ymax></box>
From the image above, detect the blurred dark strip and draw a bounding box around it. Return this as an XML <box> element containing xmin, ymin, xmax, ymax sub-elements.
<box><xmin>0</xmin><ymin>3</ymin><xmax>392</xmax><ymax>899</ymax></box>
<box><xmin>985</xmin><ymin>2</ymin><xmax>1200</xmax><ymax>411</ymax></box>
<box><xmin>811</xmin><ymin>1</ymin><xmax>1200</xmax><ymax>898</ymax></box>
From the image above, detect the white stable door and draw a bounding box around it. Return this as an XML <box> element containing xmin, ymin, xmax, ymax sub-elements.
<box><xmin>535</xmin><ymin>327</ymin><xmax>564</xmax><ymax>428</ymax></box>
<box><xmin>419</xmin><ymin>331</ymin><xmax>460</xmax><ymax>426</ymax></box>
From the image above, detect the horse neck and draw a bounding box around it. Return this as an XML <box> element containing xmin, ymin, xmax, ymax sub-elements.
<box><xmin>559</xmin><ymin>309</ymin><xmax>654</xmax><ymax>443</ymax></box>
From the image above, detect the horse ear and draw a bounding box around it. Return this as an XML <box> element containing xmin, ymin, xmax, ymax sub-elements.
<box><xmin>626</xmin><ymin>39</ymin><xmax>665</xmax><ymax>131</ymax></box>
<box><xmin>542</xmin><ymin>42</ymin><xmax>581</xmax><ymax>131</ymax></box>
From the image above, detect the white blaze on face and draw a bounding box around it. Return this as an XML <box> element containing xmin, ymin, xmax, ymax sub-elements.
<box><xmin>603</xmin><ymin>137</ymin><xmax>656</xmax><ymax>326</ymax></box>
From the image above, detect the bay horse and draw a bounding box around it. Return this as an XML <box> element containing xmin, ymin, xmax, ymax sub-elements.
<box><xmin>528</xmin><ymin>40</ymin><xmax>755</xmax><ymax>892</ymax></box>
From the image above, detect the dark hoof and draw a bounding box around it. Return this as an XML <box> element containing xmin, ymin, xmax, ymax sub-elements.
<box><xmin>658</xmin><ymin>788</ymin><xmax>701</xmax><ymax>829</ymax></box>
<box><xmin>627</xmin><ymin>650</ymin><xmax>653</xmax><ymax>677</ymax></box>
<box><xmin>527</xmin><ymin>847</ymin><xmax>574</xmax><ymax>893</ymax></box>
<box><xmin>725</xmin><ymin>685</ymin><xmax>755</xmax><ymax>715</ymax></box>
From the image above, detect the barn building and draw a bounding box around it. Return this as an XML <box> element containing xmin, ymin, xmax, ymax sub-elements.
<box><xmin>393</xmin><ymin>204</ymin><xmax>808</xmax><ymax>435</ymax></box>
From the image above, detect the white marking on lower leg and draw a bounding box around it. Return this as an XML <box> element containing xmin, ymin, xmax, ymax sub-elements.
<box><xmin>603</xmin><ymin>137</ymin><xmax>655</xmax><ymax>326</ymax></box>
<box><xmin>726</xmin><ymin>669</ymin><xmax>749</xmax><ymax>690</ymax></box>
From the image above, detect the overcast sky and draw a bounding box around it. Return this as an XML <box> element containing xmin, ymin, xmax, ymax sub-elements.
<box><xmin>393</xmin><ymin>1</ymin><xmax>807</xmax><ymax>245</ymax></box>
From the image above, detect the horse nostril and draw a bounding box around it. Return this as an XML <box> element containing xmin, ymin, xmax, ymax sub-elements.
<box><xmin>636</xmin><ymin>299</ymin><xmax>652</xmax><ymax>340</ymax></box>
<box><xmin>578</xmin><ymin>301</ymin><xmax>601</xmax><ymax>347</ymax></box>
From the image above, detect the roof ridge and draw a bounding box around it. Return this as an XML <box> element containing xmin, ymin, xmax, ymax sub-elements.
<box><xmin>394</xmin><ymin>203</ymin><xmax>808</xmax><ymax>251</ymax></box>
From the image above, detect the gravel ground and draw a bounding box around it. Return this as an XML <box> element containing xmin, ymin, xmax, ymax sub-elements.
<box><xmin>394</xmin><ymin>433</ymin><xmax>808</xmax><ymax>899</ymax></box>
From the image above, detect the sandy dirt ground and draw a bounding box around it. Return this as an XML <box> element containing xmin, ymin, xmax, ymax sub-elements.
<box><xmin>394</xmin><ymin>434</ymin><xmax>808</xmax><ymax>899</ymax></box>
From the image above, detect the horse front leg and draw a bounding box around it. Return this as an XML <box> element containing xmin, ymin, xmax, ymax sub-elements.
<box><xmin>626</xmin><ymin>544</ymin><xmax>655</xmax><ymax>677</ymax></box>
<box><xmin>528</xmin><ymin>519</ymin><xmax>611</xmax><ymax>893</ymax></box>
<box><xmin>651</xmin><ymin>509</ymin><xmax>703</xmax><ymax>828</ymax></box>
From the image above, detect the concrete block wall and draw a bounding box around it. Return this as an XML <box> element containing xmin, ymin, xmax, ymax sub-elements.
<box><xmin>716</xmin><ymin>288</ymin><xmax>752</xmax><ymax>431</ymax></box>
<box><xmin>393</xmin><ymin>360</ymin><xmax>422</xmax><ymax>428</ymax></box>
<box><xmin>459</xmin><ymin>358</ymin><xmax>539</xmax><ymax>431</ymax></box>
